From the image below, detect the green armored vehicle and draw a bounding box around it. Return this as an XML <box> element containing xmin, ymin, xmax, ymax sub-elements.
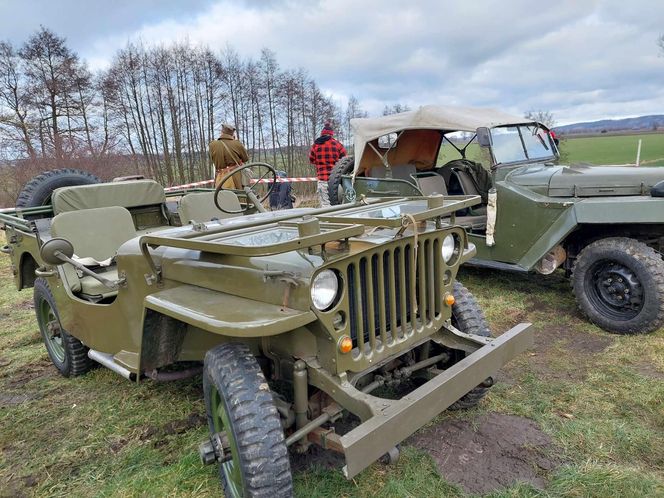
<box><xmin>330</xmin><ymin>105</ymin><xmax>664</xmax><ymax>335</ymax></box>
<box><xmin>1</xmin><ymin>165</ymin><xmax>532</xmax><ymax>497</ymax></box>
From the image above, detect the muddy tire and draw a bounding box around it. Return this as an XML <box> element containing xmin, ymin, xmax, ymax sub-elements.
<box><xmin>572</xmin><ymin>237</ymin><xmax>664</xmax><ymax>334</ymax></box>
<box><xmin>203</xmin><ymin>343</ymin><xmax>292</xmax><ymax>498</ymax></box>
<box><xmin>34</xmin><ymin>278</ymin><xmax>93</xmax><ymax>377</ymax></box>
<box><xmin>16</xmin><ymin>168</ymin><xmax>101</xmax><ymax>210</ymax></box>
<box><xmin>447</xmin><ymin>281</ymin><xmax>493</xmax><ymax>410</ymax></box>
<box><xmin>327</xmin><ymin>155</ymin><xmax>354</xmax><ymax>205</ymax></box>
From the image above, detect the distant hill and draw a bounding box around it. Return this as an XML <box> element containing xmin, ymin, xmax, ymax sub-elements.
<box><xmin>553</xmin><ymin>115</ymin><xmax>664</xmax><ymax>135</ymax></box>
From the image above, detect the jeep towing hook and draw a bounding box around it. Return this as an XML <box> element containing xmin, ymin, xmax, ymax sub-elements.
<box><xmin>199</xmin><ymin>432</ymin><xmax>232</xmax><ymax>466</ymax></box>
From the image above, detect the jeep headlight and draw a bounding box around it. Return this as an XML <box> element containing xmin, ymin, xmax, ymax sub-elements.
<box><xmin>442</xmin><ymin>234</ymin><xmax>456</xmax><ymax>263</ymax></box>
<box><xmin>311</xmin><ymin>270</ymin><xmax>339</xmax><ymax>310</ymax></box>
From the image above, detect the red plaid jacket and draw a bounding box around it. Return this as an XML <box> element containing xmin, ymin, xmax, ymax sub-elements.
<box><xmin>309</xmin><ymin>136</ymin><xmax>347</xmax><ymax>181</ymax></box>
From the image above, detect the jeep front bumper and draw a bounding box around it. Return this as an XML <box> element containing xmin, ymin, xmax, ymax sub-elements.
<box><xmin>307</xmin><ymin>322</ymin><xmax>533</xmax><ymax>479</ymax></box>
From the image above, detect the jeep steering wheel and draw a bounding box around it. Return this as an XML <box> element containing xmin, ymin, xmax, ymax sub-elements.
<box><xmin>214</xmin><ymin>162</ymin><xmax>277</xmax><ymax>214</ymax></box>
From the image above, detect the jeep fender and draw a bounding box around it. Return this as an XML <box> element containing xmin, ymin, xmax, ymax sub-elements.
<box><xmin>517</xmin><ymin>196</ymin><xmax>664</xmax><ymax>270</ymax></box>
<box><xmin>144</xmin><ymin>284</ymin><xmax>317</xmax><ymax>337</ymax></box>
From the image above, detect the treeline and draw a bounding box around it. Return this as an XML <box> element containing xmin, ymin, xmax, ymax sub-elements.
<box><xmin>0</xmin><ymin>27</ymin><xmax>370</xmax><ymax>203</ymax></box>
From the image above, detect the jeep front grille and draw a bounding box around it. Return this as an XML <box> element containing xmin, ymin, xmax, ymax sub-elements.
<box><xmin>345</xmin><ymin>236</ymin><xmax>442</xmax><ymax>357</ymax></box>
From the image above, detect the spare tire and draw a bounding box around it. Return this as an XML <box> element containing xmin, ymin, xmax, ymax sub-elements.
<box><xmin>327</xmin><ymin>155</ymin><xmax>354</xmax><ymax>205</ymax></box>
<box><xmin>16</xmin><ymin>169</ymin><xmax>101</xmax><ymax>211</ymax></box>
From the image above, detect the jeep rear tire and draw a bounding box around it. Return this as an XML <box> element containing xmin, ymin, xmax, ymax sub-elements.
<box><xmin>16</xmin><ymin>168</ymin><xmax>101</xmax><ymax>210</ymax></box>
<box><xmin>447</xmin><ymin>281</ymin><xmax>493</xmax><ymax>410</ymax></box>
<box><xmin>203</xmin><ymin>343</ymin><xmax>292</xmax><ymax>498</ymax></box>
<box><xmin>572</xmin><ymin>237</ymin><xmax>664</xmax><ymax>334</ymax></box>
<box><xmin>34</xmin><ymin>278</ymin><xmax>93</xmax><ymax>377</ymax></box>
<box><xmin>327</xmin><ymin>155</ymin><xmax>354</xmax><ymax>205</ymax></box>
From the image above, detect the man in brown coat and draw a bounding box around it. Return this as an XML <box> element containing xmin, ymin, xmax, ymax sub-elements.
<box><xmin>209</xmin><ymin>123</ymin><xmax>249</xmax><ymax>189</ymax></box>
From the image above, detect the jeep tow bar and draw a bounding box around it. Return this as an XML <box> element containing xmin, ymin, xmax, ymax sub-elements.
<box><xmin>199</xmin><ymin>432</ymin><xmax>232</xmax><ymax>465</ymax></box>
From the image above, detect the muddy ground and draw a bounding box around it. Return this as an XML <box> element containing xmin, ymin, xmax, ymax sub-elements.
<box><xmin>409</xmin><ymin>413</ymin><xmax>564</xmax><ymax>494</ymax></box>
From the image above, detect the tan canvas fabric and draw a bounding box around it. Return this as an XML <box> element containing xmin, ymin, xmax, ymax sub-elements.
<box><xmin>350</xmin><ymin>105</ymin><xmax>533</xmax><ymax>175</ymax></box>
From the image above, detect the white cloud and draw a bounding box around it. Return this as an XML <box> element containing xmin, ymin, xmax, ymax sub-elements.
<box><xmin>5</xmin><ymin>0</ymin><xmax>664</xmax><ymax>123</ymax></box>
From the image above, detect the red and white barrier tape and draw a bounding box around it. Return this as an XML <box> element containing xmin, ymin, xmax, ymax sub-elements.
<box><xmin>164</xmin><ymin>179</ymin><xmax>214</xmax><ymax>191</ymax></box>
<box><xmin>164</xmin><ymin>176</ymin><xmax>317</xmax><ymax>191</ymax></box>
<box><xmin>251</xmin><ymin>176</ymin><xmax>317</xmax><ymax>184</ymax></box>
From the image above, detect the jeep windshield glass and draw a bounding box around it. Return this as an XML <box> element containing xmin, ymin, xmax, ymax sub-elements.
<box><xmin>491</xmin><ymin>125</ymin><xmax>555</xmax><ymax>165</ymax></box>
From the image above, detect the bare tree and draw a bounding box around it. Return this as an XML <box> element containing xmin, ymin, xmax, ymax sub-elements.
<box><xmin>343</xmin><ymin>95</ymin><xmax>367</xmax><ymax>145</ymax></box>
<box><xmin>1</xmin><ymin>27</ymin><xmax>351</xmax><ymax>203</ymax></box>
<box><xmin>382</xmin><ymin>103</ymin><xmax>411</xmax><ymax>116</ymax></box>
<box><xmin>19</xmin><ymin>27</ymin><xmax>91</xmax><ymax>161</ymax></box>
<box><xmin>525</xmin><ymin>110</ymin><xmax>556</xmax><ymax>128</ymax></box>
<box><xmin>0</xmin><ymin>41</ymin><xmax>36</xmax><ymax>159</ymax></box>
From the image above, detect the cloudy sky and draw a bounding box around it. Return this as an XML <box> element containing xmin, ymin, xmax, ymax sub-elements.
<box><xmin>1</xmin><ymin>0</ymin><xmax>662</xmax><ymax>124</ymax></box>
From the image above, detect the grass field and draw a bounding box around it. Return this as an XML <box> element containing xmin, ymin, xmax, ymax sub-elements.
<box><xmin>1</xmin><ymin>256</ymin><xmax>663</xmax><ymax>497</ymax></box>
<box><xmin>562</xmin><ymin>133</ymin><xmax>664</xmax><ymax>166</ymax></box>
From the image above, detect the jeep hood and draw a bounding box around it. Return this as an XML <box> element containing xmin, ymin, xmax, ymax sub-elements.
<box><xmin>541</xmin><ymin>164</ymin><xmax>663</xmax><ymax>197</ymax></box>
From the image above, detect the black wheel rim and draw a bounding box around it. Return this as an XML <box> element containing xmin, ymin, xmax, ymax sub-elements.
<box><xmin>586</xmin><ymin>259</ymin><xmax>644</xmax><ymax>321</ymax></box>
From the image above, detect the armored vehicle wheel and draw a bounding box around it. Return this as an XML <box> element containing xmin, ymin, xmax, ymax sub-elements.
<box><xmin>447</xmin><ymin>281</ymin><xmax>493</xmax><ymax>410</ymax></box>
<box><xmin>16</xmin><ymin>168</ymin><xmax>100</xmax><ymax>209</ymax></box>
<box><xmin>328</xmin><ymin>155</ymin><xmax>354</xmax><ymax>205</ymax></box>
<box><xmin>33</xmin><ymin>278</ymin><xmax>93</xmax><ymax>377</ymax></box>
<box><xmin>203</xmin><ymin>343</ymin><xmax>292</xmax><ymax>498</ymax></box>
<box><xmin>572</xmin><ymin>237</ymin><xmax>664</xmax><ymax>334</ymax></box>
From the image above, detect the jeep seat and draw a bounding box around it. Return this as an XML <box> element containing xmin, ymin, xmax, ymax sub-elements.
<box><xmin>178</xmin><ymin>191</ymin><xmax>242</xmax><ymax>224</ymax></box>
<box><xmin>411</xmin><ymin>172</ymin><xmax>448</xmax><ymax>196</ymax></box>
<box><xmin>449</xmin><ymin>169</ymin><xmax>480</xmax><ymax>197</ymax></box>
<box><xmin>50</xmin><ymin>206</ymin><xmax>136</xmax><ymax>300</ymax></box>
<box><xmin>52</xmin><ymin>180</ymin><xmax>170</xmax><ymax>231</ymax></box>
<box><xmin>367</xmin><ymin>164</ymin><xmax>417</xmax><ymax>184</ymax></box>
<box><xmin>445</xmin><ymin>168</ymin><xmax>488</xmax><ymax>217</ymax></box>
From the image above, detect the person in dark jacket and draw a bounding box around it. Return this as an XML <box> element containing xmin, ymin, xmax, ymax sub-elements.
<box><xmin>309</xmin><ymin>122</ymin><xmax>346</xmax><ymax>207</ymax></box>
<box><xmin>269</xmin><ymin>171</ymin><xmax>294</xmax><ymax>210</ymax></box>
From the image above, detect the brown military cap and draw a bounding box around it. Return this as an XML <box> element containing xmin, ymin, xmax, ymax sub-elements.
<box><xmin>221</xmin><ymin>123</ymin><xmax>236</xmax><ymax>135</ymax></box>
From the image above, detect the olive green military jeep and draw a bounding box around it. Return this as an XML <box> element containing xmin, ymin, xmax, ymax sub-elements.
<box><xmin>330</xmin><ymin>105</ymin><xmax>664</xmax><ymax>335</ymax></box>
<box><xmin>1</xmin><ymin>165</ymin><xmax>532</xmax><ymax>497</ymax></box>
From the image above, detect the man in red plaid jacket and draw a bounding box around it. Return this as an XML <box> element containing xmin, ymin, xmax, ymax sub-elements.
<box><xmin>309</xmin><ymin>122</ymin><xmax>347</xmax><ymax>207</ymax></box>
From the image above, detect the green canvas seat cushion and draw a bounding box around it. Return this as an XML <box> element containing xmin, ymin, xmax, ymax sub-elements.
<box><xmin>59</xmin><ymin>263</ymin><xmax>119</xmax><ymax>298</ymax></box>
<box><xmin>79</xmin><ymin>268</ymin><xmax>119</xmax><ymax>298</ymax></box>
<box><xmin>50</xmin><ymin>206</ymin><xmax>137</xmax><ymax>264</ymax></box>
<box><xmin>52</xmin><ymin>180</ymin><xmax>166</xmax><ymax>214</ymax></box>
<box><xmin>178</xmin><ymin>191</ymin><xmax>241</xmax><ymax>224</ymax></box>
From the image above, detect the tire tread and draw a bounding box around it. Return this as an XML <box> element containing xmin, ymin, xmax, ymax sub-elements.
<box><xmin>572</xmin><ymin>237</ymin><xmax>664</xmax><ymax>334</ymax></box>
<box><xmin>33</xmin><ymin>278</ymin><xmax>93</xmax><ymax>377</ymax></box>
<box><xmin>448</xmin><ymin>281</ymin><xmax>492</xmax><ymax>410</ymax></box>
<box><xmin>204</xmin><ymin>343</ymin><xmax>293</xmax><ymax>497</ymax></box>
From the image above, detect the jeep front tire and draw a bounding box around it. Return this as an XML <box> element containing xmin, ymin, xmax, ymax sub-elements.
<box><xmin>203</xmin><ymin>343</ymin><xmax>292</xmax><ymax>497</ymax></box>
<box><xmin>572</xmin><ymin>237</ymin><xmax>664</xmax><ymax>334</ymax></box>
<box><xmin>34</xmin><ymin>278</ymin><xmax>93</xmax><ymax>377</ymax></box>
<box><xmin>447</xmin><ymin>281</ymin><xmax>493</xmax><ymax>410</ymax></box>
